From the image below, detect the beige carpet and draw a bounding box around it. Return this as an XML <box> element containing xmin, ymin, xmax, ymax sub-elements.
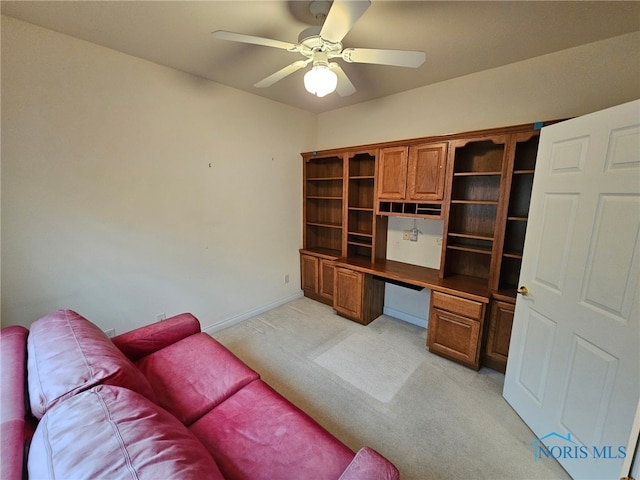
<box><xmin>212</xmin><ymin>297</ymin><xmax>571</xmax><ymax>480</ymax></box>
<box><xmin>313</xmin><ymin>323</ymin><xmax>424</xmax><ymax>403</ymax></box>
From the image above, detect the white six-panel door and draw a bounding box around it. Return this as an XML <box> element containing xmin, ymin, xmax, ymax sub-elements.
<box><xmin>503</xmin><ymin>100</ymin><xmax>640</xmax><ymax>480</ymax></box>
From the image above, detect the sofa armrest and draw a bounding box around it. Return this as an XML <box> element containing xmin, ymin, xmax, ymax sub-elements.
<box><xmin>111</xmin><ymin>313</ymin><xmax>201</xmax><ymax>361</ymax></box>
<box><xmin>1</xmin><ymin>326</ymin><xmax>30</xmax><ymax>480</ymax></box>
<box><xmin>339</xmin><ymin>447</ymin><xmax>399</xmax><ymax>480</ymax></box>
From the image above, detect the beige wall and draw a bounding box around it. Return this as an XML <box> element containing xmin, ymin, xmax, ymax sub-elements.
<box><xmin>2</xmin><ymin>15</ymin><xmax>638</xmax><ymax>332</ymax></box>
<box><xmin>317</xmin><ymin>32</ymin><xmax>640</xmax><ymax>150</ymax></box>
<box><xmin>1</xmin><ymin>16</ymin><xmax>316</xmax><ymax>332</ymax></box>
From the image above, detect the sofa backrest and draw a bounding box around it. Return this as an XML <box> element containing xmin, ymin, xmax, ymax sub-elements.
<box><xmin>27</xmin><ymin>309</ymin><xmax>157</xmax><ymax>419</ymax></box>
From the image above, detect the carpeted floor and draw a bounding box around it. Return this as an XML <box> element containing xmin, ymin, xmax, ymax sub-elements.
<box><xmin>211</xmin><ymin>297</ymin><xmax>571</xmax><ymax>480</ymax></box>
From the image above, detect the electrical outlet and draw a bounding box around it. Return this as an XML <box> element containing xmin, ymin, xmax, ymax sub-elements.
<box><xmin>403</xmin><ymin>231</ymin><xmax>410</xmax><ymax>240</ymax></box>
<box><xmin>284</xmin><ymin>274</ymin><xmax>290</xmax><ymax>284</ymax></box>
<box><xmin>104</xmin><ymin>328</ymin><xmax>116</xmax><ymax>338</ymax></box>
<box><xmin>156</xmin><ymin>313</ymin><xmax>166</xmax><ymax>322</ymax></box>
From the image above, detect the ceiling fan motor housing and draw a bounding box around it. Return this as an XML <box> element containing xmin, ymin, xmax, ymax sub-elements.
<box><xmin>309</xmin><ymin>1</ymin><xmax>331</xmax><ymax>21</ymax></box>
<box><xmin>297</xmin><ymin>27</ymin><xmax>343</xmax><ymax>61</ymax></box>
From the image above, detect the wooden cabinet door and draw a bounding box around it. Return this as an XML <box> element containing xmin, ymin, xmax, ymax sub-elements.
<box><xmin>483</xmin><ymin>300</ymin><xmax>514</xmax><ymax>373</ymax></box>
<box><xmin>377</xmin><ymin>146</ymin><xmax>408</xmax><ymax>200</ymax></box>
<box><xmin>333</xmin><ymin>267</ymin><xmax>363</xmax><ymax>321</ymax></box>
<box><xmin>318</xmin><ymin>259</ymin><xmax>335</xmax><ymax>302</ymax></box>
<box><xmin>427</xmin><ymin>307</ymin><xmax>482</xmax><ymax>370</ymax></box>
<box><xmin>407</xmin><ymin>142</ymin><xmax>448</xmax><ymax>201</ymax></box>
<box><xmin>428</xmin><ymin>291</ymin><xmax>485</xmax><ymax>369</ymax></box>
<box><xmin>300</xmin><ymin>254</ymin><xmax>318</xmax><ymax>294</ymax></box>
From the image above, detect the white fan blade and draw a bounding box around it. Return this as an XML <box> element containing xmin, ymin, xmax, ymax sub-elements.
<box><xmin>212</xmin><ymin>30</ymin><xmax>297</xmax><ymax>51</ymax></box>
<box><xmin>320</xmin><ymin>0</ymin><xmax>371</xmax><ymax>44</ymax></box>
<box><xmin>329</xmin><ymin>63</ymin><xmax>356</xmax><ymax>97</ymax></box>
<box><xmin>254</xmin><ymin>60</ymin><xmax>311</xmax><ymax>88</ymax></box>
<box><xmin>342</xmin><ymin>48</ymin><xmax>425</xmax><ymax>68</ymax></box>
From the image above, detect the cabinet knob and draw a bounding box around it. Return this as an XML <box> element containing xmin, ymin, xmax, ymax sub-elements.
<box><xmin>517</xmin><ymin>286</ymin><xmax>529</xmax><ymax>296</ymax></box>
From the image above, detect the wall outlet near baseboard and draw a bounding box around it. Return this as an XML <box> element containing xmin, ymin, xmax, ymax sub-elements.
<box><xmin>156</xmin><ymin>313</ymin><xmax>166</xmax><ymax>322</ymax></box>
<box><xmin>104</xmin><ymin>328</ymin><xmax>116</xmax><ymax>338</ymax></box>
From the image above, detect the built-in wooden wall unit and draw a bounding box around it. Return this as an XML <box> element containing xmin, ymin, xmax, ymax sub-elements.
<box><xmin>300</xmin><ymin>121</ymin><xmax>555</xmax><ymax>371</ymax></box>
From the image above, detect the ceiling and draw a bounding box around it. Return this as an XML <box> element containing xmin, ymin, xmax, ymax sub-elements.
<box><xmin>2</xmin><ymin>1</ymin><xmax>639</xmax><ymax>113</ymax></box>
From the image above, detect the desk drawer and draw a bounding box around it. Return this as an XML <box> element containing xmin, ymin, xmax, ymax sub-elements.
<box><xmin>432</xmin><ymin>291</ymin><xmax>484</xmax><ymax>320</ymax></box>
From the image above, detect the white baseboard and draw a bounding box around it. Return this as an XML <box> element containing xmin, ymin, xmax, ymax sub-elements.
<box><xmin>383</xmin><ymin>306</ymin><xmax>427</xmax><ymax>329</ymax></box>
<box><xmin>202</xmin><ymin>291</ymin><xmax>304</xmax><ymax>335</ymax></box>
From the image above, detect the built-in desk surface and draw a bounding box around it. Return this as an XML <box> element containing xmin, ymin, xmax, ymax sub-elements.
<box><xmin>333</xmin><ymin>257</ymin><xmax>491</xmax><ymax>303</ymax></box>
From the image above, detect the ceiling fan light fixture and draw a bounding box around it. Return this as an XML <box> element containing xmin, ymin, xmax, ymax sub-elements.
<box><xmin>304</xmin><ymin>63</ymin><xmax>338</xmax><ymax>97</ymax></box>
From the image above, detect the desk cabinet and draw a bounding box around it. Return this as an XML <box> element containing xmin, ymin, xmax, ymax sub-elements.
<box><xmin>333</xmin><ymin>267</ymin><xmax>384</xmax><ymax>325</ymax></box>
<box><xmin>300</xmin><ymin>252</ymin><xmax>336</xmax><ymax>306</ymax></box>
<box><xmin>427</xmin><ymin>291</ymin><xmax>486</xmax><ymax>369</ymax></box>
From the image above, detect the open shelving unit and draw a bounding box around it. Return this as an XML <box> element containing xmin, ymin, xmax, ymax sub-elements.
<box><xmin>347</xmin><ymin>152</ymin><xmax>375</xmax><ymax>259</ymax></box>
<box><xmin>442</xmin><ymin>137</ymin><xmax>508</xmax><ymax>285</ymax></box>
<box><xmin>303</xmin><ymin>154</ymin><xmax>344</xmax><ymax>257</ymax></box>
<box><xmin>496</xmin><ymin>132</ymin><xmax>540</xmax><ymax>295</ymax></box>
<box><xmin>347</xmin><ymin>151</ymin><xmax>387</xmax><ymax>261</ymax></box>
<box><xmin>302</xmin><ymin>149</ymin><xmax>387</xmax><ymax>263</ymax></box>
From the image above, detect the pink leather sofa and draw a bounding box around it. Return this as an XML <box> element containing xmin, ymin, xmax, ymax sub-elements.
<box><xmin>1</xmin><ymin>309</ymin><xmax>399</xmax><ymax>480</ymax></box>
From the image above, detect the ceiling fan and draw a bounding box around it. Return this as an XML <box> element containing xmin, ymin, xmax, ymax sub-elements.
<box><xmin>212</xmin><ymin>0</ymin><xmax>425</xmax><ymax>98</ymax></box>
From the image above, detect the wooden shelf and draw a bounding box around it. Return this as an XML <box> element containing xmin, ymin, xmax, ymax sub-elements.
<box><xmin>307</xmin><ymin>176</ymin><xmax>343</xmax><ymax>181</ymax></box>
<box><xmin>454</xmin><ymin>171</ymin><xmax>502</xmax><ymax>176</ymax></box>
<box><xmin>448</xmin><ymin>232</ymin><xmax>494</xmax><ymax>241</ymax></box>
<box><xmin>348</xmin><ymin>240</ymin><xmax>372</xmax><ymax>248</ymax></box>
<box><xmin>299</xmin><ymin>247</ymin><xmax>341</xmax><ymax>259</ymax></box>
<box><xmin>349</xmin><ymin>207</ymin><xmax>374</xmax><ymax>212</ymax></box>
<box><xmin>451</xmin><ymin>200</ymin><xmax>499</xmax><ymax>205</ymax></box>
<box><xmin>306</xmin><ymin>221</ymin><xmax>342</xmax><ymax>229</ymax></box>
<box><xmin>447</xmin><ymin>245</ymin><xmax>493</xmax><ymax>255</ymax></box>
<box><xmin>502</xmin><ymin>251</ymin><xmax>524</xmax><ymax>259</ymax></box>
<box><xmin>348</xmin><ymin>229</ymin><xmax>373</xmax><ymax>236</ymax></box>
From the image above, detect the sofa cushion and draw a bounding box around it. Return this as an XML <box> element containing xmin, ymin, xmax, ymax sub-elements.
<box><xmin>190</xmin><ymin>379</ymin><xmax>354</xmax><ymax>480</ymax></box>
<box><xmin>27</xmin><ymin>309</ymin><xmax>156</xmax><ymax>419</ymax></box>
<box><xmin>136</xmin><ymin>332</ymin><xmax>259</xmax><ymax>425</ymax></box>
<box><xmin>28</xmin><ymin>384</ymin><xmax>224</xmax><ymax>480</ymax></box>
